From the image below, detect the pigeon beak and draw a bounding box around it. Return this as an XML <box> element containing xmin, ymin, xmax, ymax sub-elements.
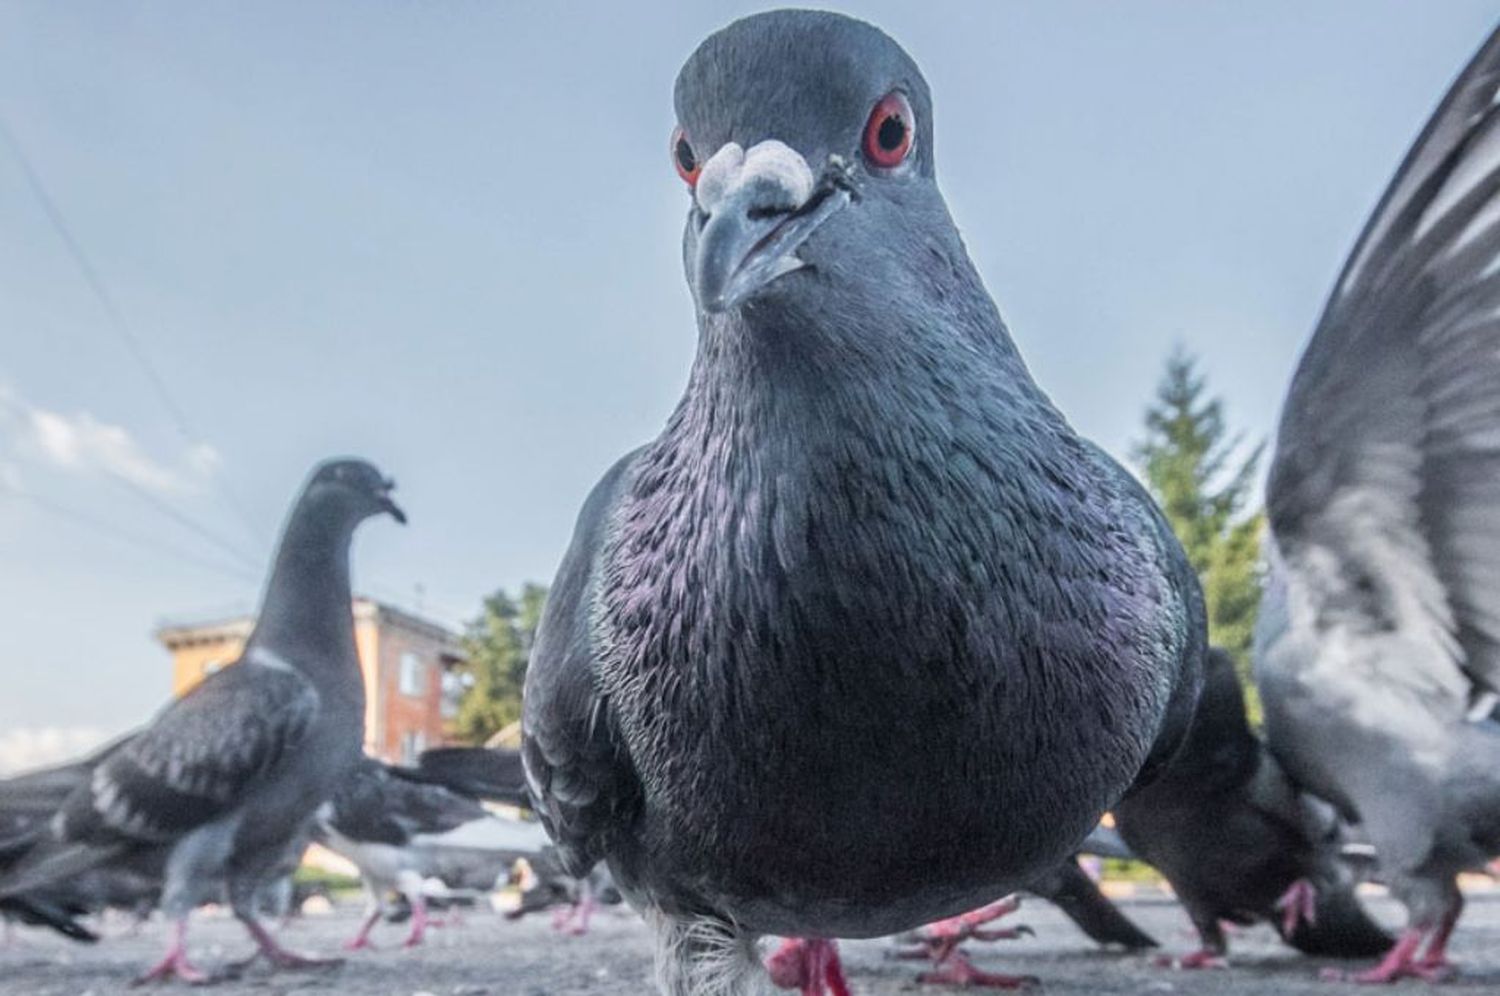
<box><xmin>693</xmin><ymin>140</ymin><xmax>853</xmax><ymax>313</ymax></box>
<box><xmin>378</xmin><ymin>478</ymin><xmax>407</xmax><ymax>525</ymax></box>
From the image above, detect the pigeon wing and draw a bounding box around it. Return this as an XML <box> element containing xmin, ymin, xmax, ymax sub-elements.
<box><xmin>66</xmin><ymin>660</ymin><xmax>320</xmax><ymax>845</ymax></box>
<box><xmin>1268</xmin><ymin>26</ymin><xmax>1500</xmax><ymax>702</ymax></box>
<box><xmin>521</xmin><ymin>450</ymin><xmax>645</xmax><ymax>879</ymax></box>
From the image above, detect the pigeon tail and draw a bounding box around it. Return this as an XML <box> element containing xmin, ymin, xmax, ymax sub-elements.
<box><xmin>1031</xmin><ymin>859</ymin><xmax>1157</xmax><ymax>950</ymax></box>
<box><xmin>411</xmin><ymin>747</ymin><xmax>530</xmax><ymax>808</ymax></box>
<box><xmin>0</xmin><ymin>840</ymin><xmax>130</xmax><ymax>901</ymax></box>
<box><xmin>0</xmin><ymin>895</ymin><xmax>98</xmax><ymax>942</ymax></box>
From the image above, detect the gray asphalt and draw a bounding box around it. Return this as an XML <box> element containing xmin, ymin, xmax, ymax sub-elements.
<box><xmin>4</xmin><ymin>888</ymin><xmax>1500</xmax><ymax>995</ymax></box>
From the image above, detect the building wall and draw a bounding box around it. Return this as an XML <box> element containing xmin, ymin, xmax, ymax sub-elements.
<box><xmin>169</xmin><ymin>634</ymin><xmax>248</xmax><ymax>697</ymax></box>
<box><xmin>159</xmin><ymin>600</ymin><xmax>459</xmax><ymax>765</ymax></box>
<box><xmin>367</xmin><ymin>611</ymin><xmax>452</xmax><ymax>764</ymax></box>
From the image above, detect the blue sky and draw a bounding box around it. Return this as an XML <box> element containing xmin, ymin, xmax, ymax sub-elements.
<box><xmin>0</xmin><ymin>1</ymin><xmax>1495</xmax><ymax>761</ymax></box>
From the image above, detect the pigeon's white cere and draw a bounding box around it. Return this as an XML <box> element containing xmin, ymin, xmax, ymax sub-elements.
<box><xmin>695</xmin><ymin>140</ymin><xmax>816</xmax><ymax>217</ymax></box>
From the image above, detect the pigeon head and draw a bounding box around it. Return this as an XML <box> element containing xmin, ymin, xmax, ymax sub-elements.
<box><xmin>303</xmin><ymin>458</ymin><xmax>406</xmax><ymax>526</ymax></box>
<box><xmin>673</xmin><ymin>10</ymin><xmax>954</xmax><ymax>320</ymax></box>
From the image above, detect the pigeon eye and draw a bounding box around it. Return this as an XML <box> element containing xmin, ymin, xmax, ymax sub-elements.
<box><xmin>862</xmin><ymin>91</ymin><xmax>914</xmax><ymax>169</ymax></box>
<box><xmin>671</xmin><ymin>127</ymin><xmax>701</xmax><ymax>187</ymax></box>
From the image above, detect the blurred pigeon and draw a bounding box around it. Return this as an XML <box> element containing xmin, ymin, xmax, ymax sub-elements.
<box><xmin>410</xmin><ymin>745</ymin><xmax>531</xmax><ymax>809</ymax></box>
<box><xmin>1027</xmin><ymin>857</ymin><xmax>1157</xmax><ymax>951</ymax></box>
<box><xmin>0</xmin><ymin>736</ymin><xmax>155</xmax><ymax>942</ymax></box>
<box><xmin>521</xmin><ymin>11</ymin><xmax>1205</xmax><ymax>995</ymax></box>
<box><xmin>1115</xmin><ymin>649</ymin><xmax>1390</xmax><ymax>967</ymax></box>
<box><xmin>1255</xmin><ymin>26</ymin><xmax>1500</xmax><ymax>984</ymax></box>
<box><xmin>398</xmin><ymin>745</ymin><xmax>612</xmax><ymax>933</ymax></box>
<box><xmin>0</xmin><ymin>458</ymin><xmax>403</xmax><ymax>983</ymax></box>
<box><xmin>316</xmin><ymin>755</ymin><xmax>547</xmax><ymax>949</ymax></box>
<box><xmin>506</xmin><ymin>847</ymin><xmax>623</xmax><ymax>934</ymax></box>
<box><xmin>871</xmin><ymin>859</ymin><xmax>1155</xmax><ymax>993</ymax></box>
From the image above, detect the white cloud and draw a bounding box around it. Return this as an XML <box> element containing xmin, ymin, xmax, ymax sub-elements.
<box><xmin>0</xmin><ymin>387</ymin><xmax>219</xmax><ymax>495</ymax></box>
<box><xmin>0</xmin><ymin>726</ymin><xmax>111</xmax><ymax>776</ymax></box>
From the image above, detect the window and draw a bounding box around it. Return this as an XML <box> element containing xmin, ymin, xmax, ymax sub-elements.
<box><xmin>400</xmin><ymin>731</ymin><xmax>427</xmax><ymax>765</ymax></box>
<box><xmin>398</xmin><ymin>651</ymin><xmax>425</xmax><ymax>697</ymax></box>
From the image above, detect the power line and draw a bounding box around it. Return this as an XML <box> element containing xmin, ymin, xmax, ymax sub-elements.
<box><xmin>0</xmin><ymin>392</ymin><xmax>260</xmax><ymax>570</ymax></box>
<box><xmin>0</xmin><ymin>113</ymin><xmax>265</xmax><ymax>548</ymax></box>
<box><xmin>0</xmin><ymin>482</ymin><xmax>260</xmax><ymax>584</ymax></box>
<box><xmin>100</xmin><ymin>467</ymin><xmax>261</xmax><ymax>571</ymax></box>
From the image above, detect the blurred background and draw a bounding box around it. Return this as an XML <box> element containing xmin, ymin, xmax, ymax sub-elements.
<box><xmin>2</xmin><ymin>0</ymin><xmax>1496</xmax><ymax>767</ymax></box>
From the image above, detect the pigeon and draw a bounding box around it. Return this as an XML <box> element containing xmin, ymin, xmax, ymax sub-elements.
<box><xmin>1026</xmin><ymin>857</ymin><xmax>1158</xmax><ymax>952</ymax></box>
<box><xmin>520</xmin><ymin>10</ymin><xmax>1205</xmax><ymax>995</ymax></box>
<box><xmin>402</xmin><ymin>745</ymin><xmax>618</xmax><ymax>932</ymax></box>
<box><xmin>868</xmin><ymin>858</ymin><xmax>1155</xmax><ymax>994</ymax></box>
<box><xmin>507</xmin><ymin>846</ymin><xmax>623</xmax><ymax>934</ymax></box>
<box><xmin>0</xmin><ymin>736</ymin><xmax>156</xmax><ymax>942</ymax></box>
<box><xmin>410</xmin><ymin>744</ymin><xmax>531</xmax><ymax>809</ymax></box>
<box><xmin>1254</xmin><ymin>25</ymin><xmax>1500</xmax><ymax>984</ymax></box>
<box><xmin>1114</xmin><ymin>649</ymin><xmax>1390</xmax><ymax>968</ymax></box>
<box><xmin>0</xmin><ymin>458</ymin><xmax>403</xmax><ymax>983</ymax></box>
<box><xmin>315</xmin><ymin>754</ymin><xmax>548</xmax><ymax>949</ymax></box>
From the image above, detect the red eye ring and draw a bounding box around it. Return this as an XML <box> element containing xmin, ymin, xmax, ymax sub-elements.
<box><xmin>671</xmin><ymin>126</ymin><xmax>701</xmax><ymax>187</ymax></box>
<box><xmin>862</xmin><ymin>91</ymin><xmax>914</xmax><ymax>169</ymax></box>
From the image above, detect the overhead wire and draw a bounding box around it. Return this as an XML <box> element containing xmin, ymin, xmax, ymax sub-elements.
<box><xmin>0</xmin><ymin>392</ymin><xmax>261</xmax><ymax>571</ymax></box>
<box><xmin>0</xmin><ymin>481</ymin><xmax>260</xmax><ymax>584</ymax></box>
<box><xmin>0</xmin><ymin>112</ymin><xmax>266</xmax><ymax>549</ymax></box>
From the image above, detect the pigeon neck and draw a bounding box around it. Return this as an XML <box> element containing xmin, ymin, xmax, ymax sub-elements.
<box><xmin>248</xmin><ymin>510</ymin><xmax>358</xmax><ymax>678</ymax></box>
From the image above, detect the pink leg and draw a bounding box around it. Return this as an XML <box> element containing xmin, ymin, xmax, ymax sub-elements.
<box><xmin>402</xmin><ymin>895</ymin><xmax>428</xmax><ymax>948</ymax></box>
<box><xmin>1319</xmin><ymin>927</ymin><xmax>1448</xmax><ymax>984</ymax></box>
<box><xmin>551</xmin><ymin>903</ymin><xmax>576</xmax><ymax>932</ymax></box>
<box><xmin>132</xmin><ymin>919</ymin><xmax>210</xmax><ymax>986</ymax></box>
<box><xmin>241</xmin><ymin>916</ymin><xmax>343</xmax><ymax>970</ymax></box>
<box><xmin>1418</xmin><ymin>897</ymin><xmax>1463</xmax><ymax>973</ymax></box>
<box><xmin>569</xmin><ymin>893</ymin><xmax>598</xmax><ymax>936</ymax></box>
<box><xmin>918</xmin><ymin>950</ymin><xmax>1036</xmax><ymax>989</ymax></box>
<box><xmin>1276</xmin><ymin>878</ymin><xmax>1318</xmax><ymax>938</ymax></box>
<box><xmin>765</xmin><ymin>938</ymin><xmax>852</xmax><ymax>996</ymax></box>
<box><xmin>344</xmin><ymin>908</ymin><xmax>381</xmax><ymax>951</ymax></box>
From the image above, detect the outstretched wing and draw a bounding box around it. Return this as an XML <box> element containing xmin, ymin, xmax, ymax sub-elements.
<box><xmin>521</xmin><ymin>450</ymin><xmax>645</xmax><ymax>879</ymax></box>
<box><xmin>1267</xmin><ymin>26</ymin><xmax>1500</xmax><ymax>703</ymax></box>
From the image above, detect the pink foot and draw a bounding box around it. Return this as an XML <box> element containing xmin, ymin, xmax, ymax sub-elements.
<box><xmin>1319</xmin><ymin>928</ymin><xmax>1448</xmax><ymax>984</ymax></box>
<box><xmin>343</xmin><ymin>909</ymin><xmax>381</xmax><ymax>952</ymax></box>
<box><xmin>917</xmin><ymin>950</ymin><xmax>1037</xmax><ymax>989</ymax></box>
<box><xmin>1155</xmin><ymin>949</ymin><xmax>1228</xmax><ymax>970</ymax></box>
<box><xmin>568</xmin><ymin>894</ymin><xmax>598</xmax><ymax>936</ymax></box>
<box><xmin>402</xmin><ymin>904</ymin><xmax>427</xmax><ymax>948</ymax></box>
<box><xmin>132</xmin><ymin>923</ymin><xmax>209</xmax><ymax>986</ymax></box>
<box><xmin>1276</xmin><ymin>878</ymin><xmax>1318</xmax><ymax>937</ymax></box>
<box><xmin>765</xmin><ymin>938</ymin><xmax>853</xmax><ymax>996</ymax></box>
<box><xmin>242</xmin><ymin>917</ymin><xmax>343</xmax><ymax>970</ymax></box>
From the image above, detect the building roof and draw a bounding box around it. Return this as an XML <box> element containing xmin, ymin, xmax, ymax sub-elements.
<box><xmin>155</xmin><ymin>595</ymin><xmax>464</xmax><ymax>654</ymax></box>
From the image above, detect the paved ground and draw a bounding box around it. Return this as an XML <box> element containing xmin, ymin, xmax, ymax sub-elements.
<box><xmin>4</xmin><ymin>888</ymin><xmax>1500</xmax><ymax>995</ymax></box>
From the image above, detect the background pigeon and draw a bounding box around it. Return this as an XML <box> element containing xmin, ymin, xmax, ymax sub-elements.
<box><xmin>521</xmin><ymin>10</ymin><xmax>1204</xmax><ymax>995</ymax></box>
<box><xmin>1114</xmin><ymin>648</ymin><xmax>1390</xmax><ymax>967</ymax></box>
<box><xmin>0</xmin><ymin>737</ymin><xmax>155</xmax><ymax>942</ymax></box>
<box><xmin>0</xmin><ymin>458</ymin><xmax>403</xmax><ymax>983</ymax></box>
<box><xmin>1255</xmin><ymin>24</ymin><xmax>1500</xmax><ymax>984</ymax></box>
<box><xmin>316</xmin><ymin>753</ymin><xmax>548</xmax><ymax>950</ymax></box>
<box><xmin>410</xmin><ymin>744</ymin><xmax>531</xmax><ymax>809</ymax></box>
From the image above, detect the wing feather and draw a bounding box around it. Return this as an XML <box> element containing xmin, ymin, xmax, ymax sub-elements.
<box><xmin>1268</xmin><ymin>26</ymin><xmax>1500</xmax><ymax>701</ymax></box>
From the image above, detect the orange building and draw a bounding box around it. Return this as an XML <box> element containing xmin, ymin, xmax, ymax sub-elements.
<box><xmin>156</xmin><ymin>598</ymin><xmax>465</xmax><ymax>765</ymax></box>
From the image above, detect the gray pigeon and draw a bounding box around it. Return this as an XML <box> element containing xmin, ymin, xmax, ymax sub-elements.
<box><xmin>0</xmin><ymin>736</ymin><xmax>158</xmax><ymax>941</ymax></box>
<box><xmin>521</xmin><ymin>10</ymin><xmax>1205</xmax><ymax>995</ymax></box>
<box><xmin>0</xmin><ymin>458</ymin><xmax>403</xmax><ymax>983</ymax></box>
<box><xmin>1114</xmin><ymin>649</ymin><xmax>1390</xmax><ymax>967</ymax></box>
<box><xmin>1255</xmin><ymin>26</ymin><xmax>1500</xmax><ymax>984</ymax></box>
<box><xmin>315</xmin><ymin>754</ymin><xmax>548</xmax><ymax>950</ymax></box>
